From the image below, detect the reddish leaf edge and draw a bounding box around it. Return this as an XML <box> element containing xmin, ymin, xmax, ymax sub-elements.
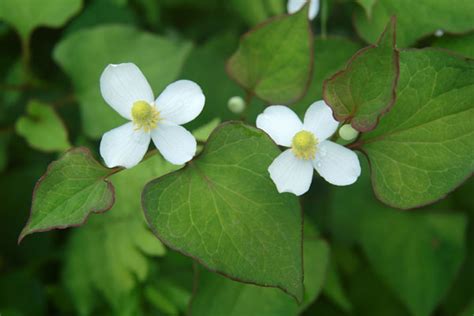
<box><xmin>226</xmin><ymin>4</ymin><xmax>315</xmax><ymax>105</ymax></box>
<box><xmin>322</xmin><ymin>16</ymin><xmax>400</xmax><ymax>132</ymax></box>
<box><xmin>18</xmin><ymin>147</ymin><xmax>117</xmax><ymax>244</ymax></box>
<box><xmin>357</xmin><ymin>150</ymin><xmax>474</xmax><ymax>211</ymax></box>
<box><xmin>141</xmin><ymin>121</ymin><xmax>305</xmax><ymax>303</ymax></box>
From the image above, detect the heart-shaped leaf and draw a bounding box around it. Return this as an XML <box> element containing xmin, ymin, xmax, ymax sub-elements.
<box><xmin>142</xmin><ymin>122</ymin><xmax>303</xmax><ymax>301</ymax></box>
<box><xmin>19</xmin><ymin>147</ymin><xmax>115</xmax><ymax>242</ymax></box>
<box><xmin>356</xmin><ymin>48</ymin><xmax>474</xmax><ymax>209</ymax></box>
<box><xmin>227</xmin><ymin>5</ymin><xmax>313</xmax><ymax>104</ymax></box>
<box><xmin>323</xmin><ymin>17</ymin><xmax>399</xmax><ymax>131</ymax></box>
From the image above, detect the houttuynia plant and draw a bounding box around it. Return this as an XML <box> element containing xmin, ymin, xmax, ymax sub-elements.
<box><xmin>1</xmin><ymin>0</ymin><xmax>473</xmax><ymax>315</ymax></box>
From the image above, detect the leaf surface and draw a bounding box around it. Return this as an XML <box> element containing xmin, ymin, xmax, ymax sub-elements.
<box><xmin>19</xmin><ymin>148</ymin><xmax>115</xmax><ymax>242</ymax></box>
<box><xmin>359</xmin><ymin>48</ymin><xmax>474</xmax><ymax>208</ymax></box>
<box><xmin>227</xmin><ymin>5</ymin><xmax>313</xmax><ymax>104</ymax></box>
<box><xmin>143</xmin><ymin>122</ymin><xmax>303</xmax><ymax>300</ymax></box>
<box><xmin>323</xmin><ymin>18</ymin><xmax>399</xmax><ymax>131</ymax></box>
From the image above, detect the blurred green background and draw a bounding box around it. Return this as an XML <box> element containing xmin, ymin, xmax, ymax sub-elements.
<box><xmin>0</xmin><ymin>0</ymin><xmax>473</xmax><ymax>315</ymax></box>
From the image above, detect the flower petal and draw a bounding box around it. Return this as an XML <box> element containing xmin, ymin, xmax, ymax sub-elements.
<box><xmin>287</xmin><ymin>0</ymin><xmax>320</xmax><ymax>20</ymax></box>
<box><xmin>303</xmin><ymin>100</ymin><xmax>339</xmax><ymax>142</ymax></box>
<box><xmin>100</xmin><ymin>63</ymin><xmax>154</xmax><ymax>119</ymax></box>
<box><xmin>256</xmin><ymin>105</ymin><xmax>303</xmax><ymax>147</ymax></box>
<box><xmin>269</xmin><ymin>149</ymin><xmax>314</xmax><ymax>196</ymax></box>
<box><xmin>151</xmin><ymin>122</ymin><xmax>197</xmax><ymax>165</ymax></box>
<box><xmin>155</xmin><ymin>80</ymin><xmax>205</xmax><ymax>125</ymax></box>
<box><xmin>313</xmin><ymin>140</ymin><xmax>361</xmax><ymax>186</ymax></box>
<box><xmin>100</xmin><ymin>122</ymin><xmax>151</xmax><ymax>169</ymax></box>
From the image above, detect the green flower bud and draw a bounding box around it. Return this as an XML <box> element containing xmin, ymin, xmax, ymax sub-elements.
<box><xmin>339</xmin><ymin>124</ymin><xmax>359</xmax><ymax>141</ymax></box>
<box><xmin>227</xmin><ymin>96</ymin><xmax>246</xmax><ymax>114</ymax></box>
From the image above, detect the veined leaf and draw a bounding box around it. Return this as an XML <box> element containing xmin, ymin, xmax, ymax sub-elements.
<box><xmin>19</xmin><ymin>148</ymin><xmax>115</xmax><ymax>242</ymax></box>
<box><xmin>357</xmin><ymin>48</ymin><xmax>474</xmax><ymax>209</ymax></box>
<box><xmin>63</xmin><ymin>155</ymin><xmax>174</xmax><ymax>314</ymax></box>
<box><xmin>227</xmin><ymin>5</ymin><xmax>313</xmax><ymax>104</ymax></box>
<box><xmin>189</xmin><ymin>221</ymin><xmax>329</xmax><ymax>315</ymax></box>
<box><xmin>142</xmin><ymin>122</ymin><xmax>303</xmax><ymax>301</ymax></box>
<box><xmin>354</xmin><ymin>0</ymin><xmax>474</xmax><ymax>47</ymax></box>
<box><xmin>323</xmin><ymin>17</ymin><xmax>399</xmax><ymax>132</ymax></box>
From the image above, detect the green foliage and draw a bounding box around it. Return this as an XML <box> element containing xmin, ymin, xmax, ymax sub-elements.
<box><xmin>1</xmin><ymin>0</ymin><xmax>474</xmax><ymax>315</ymax></box>
<box><xmin>227</xmin><ymin>4</ymin><xmax>313</xmax><ymax>104</ymax></box>
<box><xmin>0</xmin><ymin>0</ymin><xmax>82</xmax><ymax>39</ymax></box>
<box><xmin>329</xmin><ymin>160</ymin><xmax>467</xmax><ymax>316</ymax></box>
<box><xmin>433</xmin><ymin>33</ymin><xmax>474</xmax><ymax>59</ymax></box>
<box><xmin>63</xmin><ymin>155</ymin><xmax>173</xmax><ymax>315</ymax></box>
<box><xmin>324</xmin><ymin>18</ymin><xmax>398</xmax><ymax>131</ymax></box>
<box><xmin>190</xmin><ymin>221</ymin><xmax>329</xmax><ymax>315</ymax></box>
<box><xmin>53</xmin><ymin>25</ymin><xmax>192</xmax><ymax>138</ymax></box>
<box><xmin>361</xmin><ymin>211</ymin><xmax>466</xmax><ymax>316</ymax></box>
<box><xmin>359</xmin><ymin>49</ymin><xmax>474</xmax><ymax>209</ymax></box>
<box><xmin>354</xmin><ymin>0</ymin><xmax>474</xmax><ymax>47</ymax></box>
<box><xmin>143</xmin><ymin>122</ymin><xmax>303</xmax><ymax>301</ymax></box>
<box><xmin>293</xmin><ymin>36</ymin><xmax>363</xmax><ymax>115</ymax></box>
<box><xmin>15</xmin><ymin>100</ymin><xmax>70</xmax><ymax>152</ymax></box>
<box><xmin>19</xmin><ymin>148</ymin><xmax>115</xmax><ymax>242</ymax></box>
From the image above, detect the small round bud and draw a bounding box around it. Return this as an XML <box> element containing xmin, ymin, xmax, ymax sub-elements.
<box><xmin>227</xmin><ymin>96</ymin><xmax>246</xmax><ymax>114</ymax></box>
<box><xmin>339</xmin><ymin>124</ymin><xmax>359</xmax><ymax>141</ymax></box>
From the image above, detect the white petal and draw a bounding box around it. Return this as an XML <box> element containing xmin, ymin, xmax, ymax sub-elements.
<box><xmin>151</xmin><ymin>122</ymin><xmax>197</xmax><ymax>165</ymax></box>
<box><xmin>269</xmin><ymin>149</ymin><xmax>314</xmax><ymax>196</ymax></box>
<box><xmin>256</xmin><ymin>106</ymin><xmax>303</xmax><ymax>147</ymax></box>
<box><xmin>287</xmin><ymin>0</ymin><xmax>320</xmax><ymax>20</ymax></box>
<box><xmin>303</xmin><ymin>100</ymin><xmax>339</xmax><ymax>142</ymax></box>
<box><xmin>100</xmin><ymin>122</ymin><xmax>151</xmax><ymax>169</ymax></box>
<box><xmin>100</xmin><ymin>63</ymin><xmax>154</xmax><ymax>119</ymax></box>
<box><xmin>155</xmin><ymin>80</ymin><xmax>205</xmax><ymax>125</ymax></box>
<box><xmin>313</xmin><ymin>141</ymin><xmax>361</xmax><ymax>186</ymax></box>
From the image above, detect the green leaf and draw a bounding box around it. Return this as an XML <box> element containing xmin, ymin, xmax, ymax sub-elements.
<box><xmin>53</xmin><ymin>25</ymin><xmax>192</xmax><ymax>138</ymax></box>
<box><xmin>64</xmin><ymin>155</ymin><xmax>174</xmax><ymax>315</ymax></box>
<box><xmin>189</xmin><ymin>221</ymin><xmax>329</xmax><ymax>315</ymax></box>
<box><xmin>192</xmin><ymin>118</ymin><xmax>221</xmax><ymax>142</ymax></box>
<box><xmin>357</xmin><ymin>48</ymin><xmax>474</xmax><ymax>209</ymax></box>
<box><xmin>323</xmin><ymin>18</ymin><xmax>399</xmax><ymax>131</ymax></box>
<box><xmin>19</xmin><ymin>148</ymin><xmax>115</xmax><ymax>242</ymax></box>
<box><xmin>322</xmin><ymin>262</ymin><xmax>353</xmax><ymax>312</ymax></box>
<box><xmin>0</xmin><ymin>0</ymin><xmax>82</xmax><ymax>40</ymax></box>
<box><xmin>433</xmin><ymin>33</ymin><xmax>474</xmax><ymax>59</ymax></box>
<box><xmin>227</xmin><ymin>5</ymin><xmax>313</xmax><ymax>104</ymax></box>
<box><xmin>361</xmin><ymin>212</ymin><xmax>467</xmax><ymax>316</ymax></box>
<box><xmin>15</xmin><ymin>100</ymin><xmax>71</xmax><ymax>152</ymax></box>
<box><xmin>328</xmin><ymin>161</ymin><xmax>467</xmax><ymax>316</ymax></box>
<box><xmin>142</xmin><ymin>122</ymin><xmax>303</xmax><ymax>301</ymax></box>
<box><xmin>293</xmin><ymin>36</ymin><xmax>363</xmax><ymax>116</ymax></box>
<box><xmin>354</xmin><ymin>0</ymin><xmax>474</xmax><ymax>47</ymax></box>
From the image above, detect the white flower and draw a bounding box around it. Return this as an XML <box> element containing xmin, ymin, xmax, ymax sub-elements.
<box><xmin>287</xmin><ymin>0</ymin><xmax>320</xmax><ymax>20</ymax></box>
<box><xmin>256</xmin><ymin>100</ymin><xmax>361</xmax><ymax>196</ymax></box>
<box><xmin>99</xmin><ymin>63</ymin><xmax>205</xmax><ymax>168</ymax></box>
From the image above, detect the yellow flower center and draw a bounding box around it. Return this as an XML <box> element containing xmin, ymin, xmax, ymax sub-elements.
<box><xmin>291</xmin><ymin>130</ymin><xmax>318</xmax><ymax>160</ymax></box>
<box><xmin>131</xmin><ymin>100</ymin><xmax>160</xmax><ymax>132</ymax></box>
